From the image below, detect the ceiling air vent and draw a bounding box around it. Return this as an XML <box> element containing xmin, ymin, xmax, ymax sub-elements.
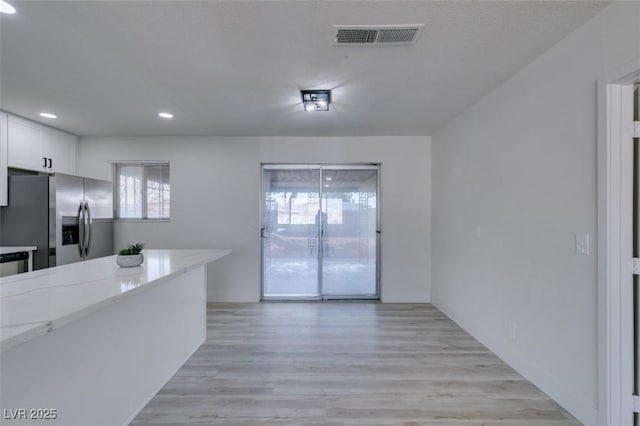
<box><xmin>333</xmin><ymin>24</ymin><xmax>424</xmax><ymax>46</ymax></box>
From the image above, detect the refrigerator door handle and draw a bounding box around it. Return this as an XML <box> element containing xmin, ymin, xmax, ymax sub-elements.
<box><xmin>77</xmin><ymin>202</ymin><xmax>85</xmax><ymax>257</ymax></box>
<box><xmin>85</xmin><ymin>202</ymin><xmax>93</xmax><ymax>257</ymax></box>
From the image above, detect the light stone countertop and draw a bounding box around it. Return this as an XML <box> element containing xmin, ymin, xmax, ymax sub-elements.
<box><xmin>0</xmin><ymin>246</ymin><xmax>38</xmax><ymax>255</ymax></box>
<box><xmin>0</xmin><ymin>249</ymin><xmax>231</xmax><ymax>352</ymax></box>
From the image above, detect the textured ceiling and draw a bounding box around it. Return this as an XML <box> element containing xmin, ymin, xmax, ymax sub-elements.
<box><xmin>0</xmin><ymin>1</ymin><xmax>608</xmax><ymax>137</ymax></box>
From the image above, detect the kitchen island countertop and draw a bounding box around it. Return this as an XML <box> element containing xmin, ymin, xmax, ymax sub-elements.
<box><xmin>0</xmin><ymin>249</ymin><xmax>231</xmax><ymax>352</ymax></box>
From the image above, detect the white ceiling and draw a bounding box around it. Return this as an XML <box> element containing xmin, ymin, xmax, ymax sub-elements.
<box><xmin>0</xmin><ymin>1</ymin><xmax>608</xmax><ymax>137</ymax></box>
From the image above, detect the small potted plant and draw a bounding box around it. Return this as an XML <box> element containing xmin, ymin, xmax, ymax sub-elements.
<box><xmin>116</xmin><ymin>242</ymin><xmax>145</xmax><ymax>267</ymax></box>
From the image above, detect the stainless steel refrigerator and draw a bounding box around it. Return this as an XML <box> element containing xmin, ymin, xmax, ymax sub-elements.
<box><xmin>0</xmin><ymin>173</ymin><xmax>114</xmax><ymax>270</ymax></box>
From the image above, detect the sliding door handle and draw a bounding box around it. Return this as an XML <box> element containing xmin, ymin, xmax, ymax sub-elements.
<box><xmin>48</xmin><ymin>158</ymin><xmax>52</xmax><ymax>169</ymax></box>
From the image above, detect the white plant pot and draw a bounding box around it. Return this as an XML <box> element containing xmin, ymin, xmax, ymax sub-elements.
<box><xmin>116</xmin><ymin>254</ymin><xmax>144</xmax><ymax>268</ymax></box>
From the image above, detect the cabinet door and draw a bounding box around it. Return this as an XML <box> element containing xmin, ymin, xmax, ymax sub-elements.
<box><xmin>0</xmin><ymin>112</ymin><xmax>7</xmax><ymax>206</ymax></box>
<box><xmin>42</xmin><ymin>127</ymin><xmax>77</xmax><ymax>174</ymax></box>
<box><xmin>8</xmin><ymin>115</ymin><xmax>45</xmax><ymax>171</ymax></box>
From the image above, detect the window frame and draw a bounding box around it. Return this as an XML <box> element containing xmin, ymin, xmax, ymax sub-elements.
<box><xmin>113</xmin><ymin>161</ymin><xmax>171</xmax><ymax>221</ymax></box>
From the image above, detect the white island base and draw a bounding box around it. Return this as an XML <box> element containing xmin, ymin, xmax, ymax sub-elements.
<box><xmin>1</xmin><ymin>249</ymin><xmax>231</xmax><ymax>425</ymax></box>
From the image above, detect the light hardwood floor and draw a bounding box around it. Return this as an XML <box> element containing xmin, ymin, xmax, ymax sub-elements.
<box><xmin>131</xmin><ymin>303</ymin><xmax>581</xmax><ymax>425</ymax></box>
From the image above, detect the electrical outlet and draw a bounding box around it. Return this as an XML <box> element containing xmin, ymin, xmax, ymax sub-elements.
<box><xmin>575</xmin><ymin>233</ymin><xmax>590</xmax><ymax>255</ymax></box>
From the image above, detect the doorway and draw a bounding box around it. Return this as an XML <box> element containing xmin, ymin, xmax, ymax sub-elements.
<box><xmin>599</xmin><ymin>63</ymin><xmax>640</xmax><ymax>426</ymax></box>
<box><xmin>261</xmin><ymin>164</ymin><xmax>380</xmax><ymax>300</ymax></box>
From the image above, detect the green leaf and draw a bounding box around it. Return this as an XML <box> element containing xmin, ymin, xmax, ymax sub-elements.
<box><xmin>119</xmin><ymin>242</ymin><xmax>144</xmax><ymax>255</ymax></box>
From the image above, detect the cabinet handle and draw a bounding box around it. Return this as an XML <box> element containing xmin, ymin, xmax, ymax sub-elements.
<box><xmin>48</xmin><ymin>158</ymin><xmax>52</xmax><ymax>169</ymax></box>
<box><xmin>42</xmin><ymin>157</ymin><xmax>47</xmax><ymax>168</ymax></box>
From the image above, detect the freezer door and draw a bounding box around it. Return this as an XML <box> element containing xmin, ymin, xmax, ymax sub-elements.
<box><xmin>54</xmin><ymin>174</ymin><xmax>84</xmax><ymax>266</ymax></box>
<box><xmin>83</xmin><ymin>177</ymin><xmax>114</xmax><ymax>259</ymax></box>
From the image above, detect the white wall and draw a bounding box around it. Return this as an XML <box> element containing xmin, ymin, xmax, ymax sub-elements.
<box><xmin>77</xmin><ymin>136</ymin><xmax>431</xmax><ymax>303</ymax></box>
<box><xmin>431</xmin><ymin>3</ymin><xmax>640</xmax><ymax>426</ymax></box>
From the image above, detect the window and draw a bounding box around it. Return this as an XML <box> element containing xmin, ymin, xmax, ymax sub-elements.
<box><xmin>114</xmin><ymin>162</ymin><xmax>170</xmax><ymax>220</ymax></box>
<box><xmin>270</xmin><ymin>192</ymin><xmax>319</xmax><ymax>225</ymax></box>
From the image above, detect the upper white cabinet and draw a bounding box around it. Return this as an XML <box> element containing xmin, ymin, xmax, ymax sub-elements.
<box><xmin>41</xmin><ymin>126</ymin><xmax>77</xmax><ymax>175</ymax></box>
<box><xmin>7</xmin><ymin>114</ymin><xmax>77</xmax><ymax>175</ymax></box>
<box><xmin>0</xmin><ymin>112</ymin><xmax>8</xmax><ymax>206</ymax></box>
<box><xmin>7</xmin><ymin>115</ymin><xmax>43</xmax><ymax>171</ymax></box>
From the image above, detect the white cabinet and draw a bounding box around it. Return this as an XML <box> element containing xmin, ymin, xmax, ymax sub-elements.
<box><xmin>42</xmin><ymin>126</ymin><xmax>77</xmax><ymax>175</ymax></box>
<box><xmin>0</xmin><ymin>112</ymin><xmax>7</xmax><ymax>206</ymax></box>
<box><xmin>7</xmin><ymin>114</ymin><xmax>77</xmax><ymax>174</ymax></box>
<box><xmin>7</xmin><ymin>115</ymin><xmax>42</xmax><ymax>171</ymax></box>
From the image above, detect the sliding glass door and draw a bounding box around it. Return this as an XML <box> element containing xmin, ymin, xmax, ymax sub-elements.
<box><xmin>261</xmin><ymin>167</ymin><xmax>321</xmax><ymax>298</ymax></box>
<box><xmin>320</xmin><ymin>167</ymin><xmax>378</xmax><ymax>297</ymax></box>
<box><xmin>261</xmin><ymin>165</ymin><xmax>379</xmax><ymax>300</ymax></box>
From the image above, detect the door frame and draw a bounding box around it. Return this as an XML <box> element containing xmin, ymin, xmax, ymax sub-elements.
<box><xmin>259</xmin><ymin>163</ymin><xmax>381</xmax><ymax>301</ymax></box>
<box><xmin>598</xmin><ymin>59</ymin><xmax>640</xmax><ymax>426</ymax></box>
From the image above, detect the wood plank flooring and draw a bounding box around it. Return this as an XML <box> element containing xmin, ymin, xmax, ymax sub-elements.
<box><xmin>131</xmin><ymin>303</ymin><xmax>581</xmax><ymax>425</ymax></box>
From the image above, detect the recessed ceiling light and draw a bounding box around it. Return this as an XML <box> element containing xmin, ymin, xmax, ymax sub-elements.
<box><xmin>39</xmin><ymin>112</ymin><xmax>57</xmax><ymax>119</ymax></box>
<box><xmin>0</xmin><ymin>0</ymin><xmax>16</xmax><ymax>14</ymax></box>
<box><xmin>325</xmin><ymin>177</ymin><xmax>332</xmax><ymax>181</ymax></box>
<box><xmin>158</xmin><ymin>112</ymin><xmax>173</xmax><ymax>119</ymax></box>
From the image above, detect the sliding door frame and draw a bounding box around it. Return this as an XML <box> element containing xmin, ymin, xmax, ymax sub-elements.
<box><xmin>260</xmin><ymin>163</ymin><xmax>381</xmax><ymax>301</ymax></box>
<box><xmin>319</xmin><ymin>164</ymin><xmax>380</xmax><ymax>300</ymax></box>
<box><xmin>260</xmin><ymin>164</ymin><xmax>322</xmax><ymax>301</ymax></box>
